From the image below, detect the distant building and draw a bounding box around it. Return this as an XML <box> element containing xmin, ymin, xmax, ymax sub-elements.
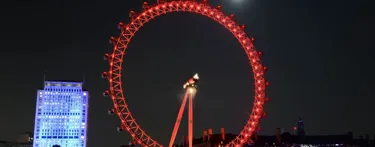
<box><xmin>296</xmin><ymin>117</ymin><xmax>305</xmax><ymax>142</ymax></box>
<box><xmin>17</xmin><ymin>132</ymin><xmax>33</xmax><ymax>143</ymax></box>
<box><xmin>33</xmin><ymin>81</ymin><xmax>89</xmax><ymax>147</ymax></box>
<box><xmin>183</xmin><ymin>131</ymin><xmax>374</xmax><ymax>147</ymax></box>
<box><xmin>0</xmin><ymin>132</ymin><xmax>33</xmax><ymax>147</ymax></box>
<box><xmin>177</xmin><ymin>118</ymin><xmax>374</xmax><ymax>147</ymax></box>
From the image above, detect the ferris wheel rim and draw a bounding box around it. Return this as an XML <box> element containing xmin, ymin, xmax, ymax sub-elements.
<box><xmin>106</xmin><ymin>1</ymin><xmax>268</xmax><ymax>147</ymax></box>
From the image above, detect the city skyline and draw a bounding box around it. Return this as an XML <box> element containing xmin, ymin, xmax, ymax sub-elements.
<box><xmin>0</xmin><ymin>0</ymin><xmax>373</xmax><ymax>146</ymax></box>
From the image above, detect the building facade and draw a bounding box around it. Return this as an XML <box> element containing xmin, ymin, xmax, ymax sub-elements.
<box><xmin>33</xmin><ymin>81</ymin><xmax>89</xmax><ymax>147</ymax></box>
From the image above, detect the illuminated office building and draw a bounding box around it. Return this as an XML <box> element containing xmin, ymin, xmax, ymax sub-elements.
<box><xmin>33</xmin><ymin>81</ymin><xmax>89</xmax><ymax>147</ymax></box>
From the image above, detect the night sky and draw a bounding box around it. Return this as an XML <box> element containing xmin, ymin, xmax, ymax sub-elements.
<box><xmin>0</xmin><ymin>0</ymin><xmax>374</xmax><ymax>146</ymax></box>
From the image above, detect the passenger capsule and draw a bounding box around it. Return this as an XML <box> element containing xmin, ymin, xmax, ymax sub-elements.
<box><xmin>117</xmin><ymin>126</ymin><xmax>123</xmax><ymax>132</ymax></box>
<box><xmin>103</xmin><ymin>90</ymin><xmax>110</xmax><ymax>97</ymax></box>
<box><xmin>101</xmin><ymin>72</ymin><xmax>108</xmax><ymax>78</ymax></box>
<box><xmin>108</xmin><ymin>108</ymin><xmax>115</xmax><ymax>115</ymax></box>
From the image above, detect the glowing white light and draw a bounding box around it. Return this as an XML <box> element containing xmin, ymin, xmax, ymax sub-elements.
<box><xmin>187</xmin><ymin>88</ymin><xmax>197</xmax><ymax>95</ymax></box>
<box><xmin>193</xmin><ymin>73</ymin><xmax>199</xmax><ymax>80</ymax></box>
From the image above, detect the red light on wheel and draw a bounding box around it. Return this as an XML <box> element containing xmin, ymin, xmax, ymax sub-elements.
<box><xmin>229</xmin><ymin>14</ymin><xmax>235</xmax><ymax>19</ymax></box>
<box><xmin>241</xmin><ymin>24</ymin><xmax>246</xmax><ymax>30</ymax></box>
<box><xmin>250</xmin><ymin>37</ymin><xmax>255</xmax><ymax>42</ymax></box>
<box><xmin>101</xmin><ymin>72</ymin><xmax>108</xmax><ymax>78</ymax></box>
<box><xmin>262</xmin><ymin>112</ymin><xmax>267</xmax><ymax>118</ymax></box>
<box><xmin>104</xmin><ymin>53</ymin><xmax>111</xmax><ymax>60</ymax></box>
<box><xmin>265</xmin><ymin>81</ymin><xmax>270</xmax><ymax>87</ymax></box>
<box><xmin>109</xmin><ymin>37</ymin><xmax>117</xmax><ymax>44</ymax></box>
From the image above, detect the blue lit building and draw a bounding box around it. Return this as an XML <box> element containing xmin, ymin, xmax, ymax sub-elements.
<box><xmin>33</xmin><ymin>81</ymin><xmax>89</xmax><ymax>147</ymax></box>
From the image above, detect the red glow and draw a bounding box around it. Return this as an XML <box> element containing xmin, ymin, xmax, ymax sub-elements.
<box><xmin>117</xmin><ymin>22</ymin><xmax>126</xmax><ymax>31</ymax></box>
<box><xmin>262</xmin><ymin>112</ymin><xmax>267</xmax><ymax>118</ymax></box>
<box><xmin>241</xmin><ymin>24</ymin><xmax>246</xmax><ymax>30</ymax></box>
<box><xmin>109</xmin><ymin>37</ymin><xmax>117</xmax><ymax>45</ymax></box>
<box><xmin>104</xmin><ymin>53</ymin><xmax>111</xmax><ymax>60</ymax></box>
<box><xmin>251</xmin><ymin>37</ymin><xmax>255</xmax><ymax>41</ymax></box>
<box><xmin>168</xmin><ymin>92</ymin><xmax>189</xmax><ymax>147</ymax></box>
<box><xmin>188</xmin><ymin>78</ymin><xmax>195</xmax><ymax>84</ymax></box>
<box><xmin>188</xmin><ymin>91</ymin><xmax>193</xmax><ymax>147</ymax></box>
<box><xmin>230</xmin><ymin>14</ymin><xmax>235</xmax><ymax>19</ymax></box>
<box><xmin>106</xmin><ymin>1</ymin><xmax>268</xmax><ymax>147</ymax></box>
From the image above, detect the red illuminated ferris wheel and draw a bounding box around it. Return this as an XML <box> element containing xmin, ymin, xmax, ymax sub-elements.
<box><xmin>102</xmin><ymin>0</ymin><xmax>269</xmax><ymax>146</ymax></box>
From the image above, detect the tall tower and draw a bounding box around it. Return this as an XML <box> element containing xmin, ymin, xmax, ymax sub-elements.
<box><xmin>297</xmin><ymin>117</ymin><xmax>306</xmax><ymax>142</ymax></box>
<box><xmin>33</xmin><ymin>81</ymin><xmax>89</xmax><ymax>147</ymax></box>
